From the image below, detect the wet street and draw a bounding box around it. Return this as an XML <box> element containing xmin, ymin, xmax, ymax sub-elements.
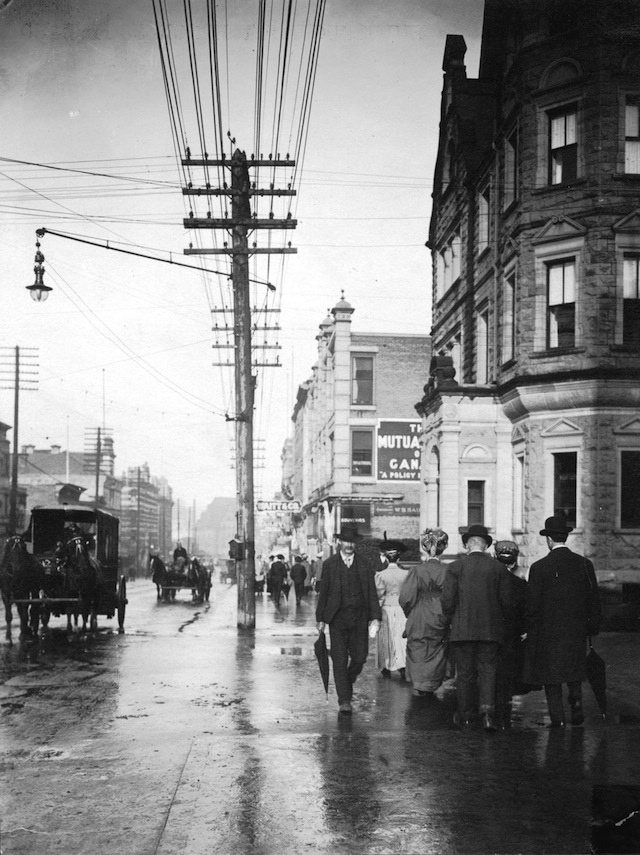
<box><xmin>1</xmin><ymin>578</ymin><xmax>640</xmax><ymax>855</ymax></box>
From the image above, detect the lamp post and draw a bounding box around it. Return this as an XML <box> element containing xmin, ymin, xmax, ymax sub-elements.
<box><xmin>25</xmin><ymin>232</ymin><xmax>52</xmax><ymax>302</ymax></box>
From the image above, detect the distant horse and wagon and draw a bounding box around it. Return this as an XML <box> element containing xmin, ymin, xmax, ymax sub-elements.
<box><xmin>0</xmin><ymin>505</ymin><xmax>126</xmax><ymax>643</ymax></box>
<box><xmin>150</xmin><ymin>553</ymin><xmax>211</xmax><ymax>604</ymax></box>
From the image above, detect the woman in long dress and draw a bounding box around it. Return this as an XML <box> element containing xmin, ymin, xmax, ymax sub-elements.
<box><xmin>374</xmin><ymin>534</ymin><xmax>409</xmax><ymax>680</ymax></box>
<box><xmin>399</xmin><ymin>528</ymin><xmax>450</xmax><ymax>697</ymax></box>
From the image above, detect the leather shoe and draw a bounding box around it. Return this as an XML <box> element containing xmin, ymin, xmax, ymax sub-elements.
<box><xmin>570</xmin><ymin>701</ymin><xmax>584</xmax><ymax>727</ymax></box>
<box><xmin>482</xmin><ymin>712</ymin><xmax>498</xmax><ymax>732</ymax></box>
<box><xmin>338</xmin><ymin>702</ymin><xmax>352</xmax><ymax>714</ymax></box>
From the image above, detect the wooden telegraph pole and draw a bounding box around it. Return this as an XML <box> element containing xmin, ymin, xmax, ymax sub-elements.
<box><xmin>183</xmin><ymin>148</ymin><xmax>296</xmax><ymax>628</ymax></box>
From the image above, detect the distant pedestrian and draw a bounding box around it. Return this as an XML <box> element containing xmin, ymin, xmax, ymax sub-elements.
<box><xmin>442</xmin><ymin>524</ymin><xmax>514</xmax><ymax>731</ymax></box>
<box><xmin>493</xmin><ymin>540</ymin><xmax>529</xmax><ymax>728</ymax></box>
<box><xmin>523</xmin><ymin>516</ymin><xmax>602</xmax><ymax>728</ymax></box>
<box><xmin>374</xmin><ymin>534</ymin><xmax>409</xmax><ymax>681</ymax></box>
<box><xmin>269</xmin><ymin>555</ymin><xmax>288</xmax><ymax>606</ymax></box>
<box><xmin>400</xmin><ymin>528</ymin><xmax>450</xmax><ymax>697</ymax></box>
<box><xmin>290</xmin><ymin>556</ymin><xmax>307</xmax><ymax>605</ymax></box>
<box><xmin>316</xmin><ymin>525</ymin><xmax>382</xmax><ymax>714</ymax></box>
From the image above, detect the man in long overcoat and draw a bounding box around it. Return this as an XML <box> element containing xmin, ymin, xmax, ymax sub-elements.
<box><xmin>441</xmin><ymin>524</ymin><xmax>514</xmax><ymax>731</ymax></box>
<box><xmin>316</xmin><ymin>525</ymin><xmax>382</xmax><ymax>714</ymax></box>
<box><xmin>524</xmin><ymin>516</ymin><xmax>602</xmax><ymax>728</ymax></box>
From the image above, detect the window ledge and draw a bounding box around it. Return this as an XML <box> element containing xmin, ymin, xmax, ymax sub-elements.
<box><xmin>350</xmin><ymin>476</ymin><xmax>376</xmax><ymax>484</ymax></box>
<box><xmin>351</xmin><ymin>404</ymin><xmax>376</xmax><ymax>410</ymax></box>
<box><xmin>529</xmin><ymin>346</ymin><xmax>586</xmax><ymax>359</ymax></box>
<box><xmin>532</xmin><ymin>177</ymin><xmax>587</xmax><ymax>195</ymax></box>
<box><xmin>611</xmin><ymin>343</ymin><xmax>640</xmax><ymax>353</ymax></box>
<box><xmin>612</xmin><ymin>172</ymin><xmax>640</xmax><ymax>181</ymax></box>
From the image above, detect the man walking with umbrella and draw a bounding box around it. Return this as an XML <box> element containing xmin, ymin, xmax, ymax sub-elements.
<box><xmin>316</xmin><ymin>525</ymin><xmax>382</xmax><ymax>714</ymax></box>
<box><xmin>523</xmin><ymin>516</ymin><xmax>602</xmax><ymax>728</ymax></box>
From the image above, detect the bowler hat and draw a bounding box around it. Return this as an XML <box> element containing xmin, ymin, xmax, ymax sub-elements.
<box><xmin>539</xmin><ymin>516</ymin><xmax>574</xmax><ymax>537</ymax></box>
<box><xmin>462</xmin><ymin>524</ymin><xmax>493</xmax><ymax>546</ymax></box>
<box><xmin>336</xmin><ymin>524</ymin><xmax>362</xmax><ymax>543</ymax></box>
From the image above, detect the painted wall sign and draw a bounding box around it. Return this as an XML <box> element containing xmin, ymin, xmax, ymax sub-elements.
<box><xmin>377</xmin><ymin>420</ymin><xmax>421</xmax><ymax>481</ymax></box>
<box><xmin>374</xmin><ymin>503</ymin><xmax>420</xmax><ymax>516</ymax></box>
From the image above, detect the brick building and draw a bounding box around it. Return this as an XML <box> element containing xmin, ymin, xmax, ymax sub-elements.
<box><xmin>417</xmin><ymin>0</ymin><xmax>640</xmax><ymax>594</ymax></box>
<box><xmin>287</xmin><ymin>296</ymin><xmax>431</xmax><ymax>560</ymax></box>
<box><xmin>119</xmin><ymin>464</ymin><xmax>173</xmax><ymax>575</ymax></box>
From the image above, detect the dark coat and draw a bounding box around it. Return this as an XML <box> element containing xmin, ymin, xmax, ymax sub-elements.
<box><xmin>269</xmin><ymin>560</ymin><xmax>287</xmax><ymax>583</ymax></box>
<box><xmin>441</xmin><ymin>551</ymin><xmax>514</xmax><ymax>644</ymax></box>
<box><xmin>316</xmin><ymin>552</ymin><xmax>382</xmax><ymax>626</ymax></box>
<box><xmin>523</xmin><ymin>546</ymin><xmax>601</xmax><ymax>685</ymax></box>
<box><xmin>290</xmin><ymin>562</ymin><xmax>307</xmax><ymax>584</ymax></box>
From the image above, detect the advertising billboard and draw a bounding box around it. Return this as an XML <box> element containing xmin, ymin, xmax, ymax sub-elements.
<box><xmin>377</xmin><ymin>420</ymin><xmax>421</xmax><ymax>481</ymax></box>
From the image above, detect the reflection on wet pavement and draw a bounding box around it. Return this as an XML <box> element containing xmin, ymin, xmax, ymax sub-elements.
<box><xmin>1</xmin><ymin>582</ymin><xmax>640</xmax><ymax>855</ymax></box>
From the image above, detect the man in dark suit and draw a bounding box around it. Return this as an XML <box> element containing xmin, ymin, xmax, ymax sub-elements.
<box><xmin>316</xmin><ymin>525</ymin><xmax>382</xmax><ymax>714</ymax></box>
<box><xmin>524</xmin><ymin>516</ymin><xmax>602</xmax><ymax>728</ymax></box>
<box><xmin>442</xmin><ymin>524</ymin><xmax>513</xmax><ymax>731</ymax></box>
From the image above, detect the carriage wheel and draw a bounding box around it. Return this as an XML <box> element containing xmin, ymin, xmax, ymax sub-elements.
<box><xmin>117</xmin><ymin>576</ymin><xmax>127</xmax><ymax>633</ymax></box>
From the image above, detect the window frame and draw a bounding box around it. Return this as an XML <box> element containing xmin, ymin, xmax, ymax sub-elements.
<box><xmin>619</xmin><ymin>448</ymin><xmax>640</xmax><ymax>530</ymax></box>
<box><xmin>546</xmin><ymin>257</ymin><xmax>576</xmax><ymax>349</ymax></box>
<box><xmin>503</xmin><ymin>127</ymin><xmax>518</xmax><ymax>209</ymax></box>
<box><xmin>501</xmin><ymin>268</ymin><xmax>516</xmax><ymax>364</ymax></box>
<box><xmin>478</xmin><ymin>183</ymin><xmax>491</xmax><ymax>253</ymax></box>
<box><xmin>350</xmin><ymin>427</ymin><xmax>375</xmax><ymax>478</ymax></box>
<box><xmin>467</xmin><ymin>479</ymin><xmax>485</xmax><ymax>527</ymax></box>
<box><xmin>351</xmin><ymin>354</ymin><xmax>375</xmax><ymax>406</ymax></box>
<box><xmin>475</xmin><ymin>306</ymin><xmax>489</xmax><ymax>384</ymax></box>
<box><xmin>548</xmin><ymin>104</ymin><xmax>578</xmax><ymax>185</ymax></box>
<box><xmin>625</xmin><ymin>96</ymin><xmax>640</xmax><ymax>174</ymax></box>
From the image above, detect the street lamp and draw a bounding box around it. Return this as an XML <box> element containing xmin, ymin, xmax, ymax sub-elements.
<box><xmin>25</xmin><ymin>233</ymin><xmax>52</xmax><ymax>302</ymax></box>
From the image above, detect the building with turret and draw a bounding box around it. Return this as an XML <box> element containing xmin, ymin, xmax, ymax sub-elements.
<box><xmin>289</xmin><ymin>296</ymin><xmax>431</xmax><ymax>560</ymax></box>
<box><xmin>418</xmin><ymin>0</ymin><xmax>640</xmax><ymax>600</ymax></box>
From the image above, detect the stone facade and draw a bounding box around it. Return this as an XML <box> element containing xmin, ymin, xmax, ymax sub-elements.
<box><xmin>418</xmin><ymin>0</ymin><xmax>640</xmax><ymax>591</ymax></box>
<box><xmin>289</xmin><ymin>296</ymin><xmax>431</xmax><ymax>560</ymax></box>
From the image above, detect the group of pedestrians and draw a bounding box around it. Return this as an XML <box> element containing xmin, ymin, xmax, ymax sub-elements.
<box><xmin>315</xmin><ymin>516</ymin><xmax>602</xmax><ymax>730</ymax></box>
<box><xmin>258</xmin><ymin>553</ymin><xmax>312</xmax><ymax>607</ymax></box>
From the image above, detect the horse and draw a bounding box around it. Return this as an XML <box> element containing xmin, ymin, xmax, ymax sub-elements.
<box><xmin>187</xmin><ymin>557</ymin><xmax>208</xmax><ymax>604</ymax></box>
<box><xmin>0</xmin><ymin>534</ymin><xmax>44</xmax><ymax>642</ymax></box>
<box><xmin>150</xmin><ymin>554</ymin><xmax>168</xmax><ymax>601</ymax></box>
<box><xmin>53</xmin><ymin>534</ymin><xmax>99</xmax><ymax>635</ymax></box>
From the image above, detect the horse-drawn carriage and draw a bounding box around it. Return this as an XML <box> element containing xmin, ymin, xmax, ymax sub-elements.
<box><xmin>150</xmin><ymin>553</ymin><xmax>211</xmax><ymax>604</ymax></box>
<box><xmin>0</xmin><ymin>504</ymin><xmax>126</xmax><ymax>642</ymax></box>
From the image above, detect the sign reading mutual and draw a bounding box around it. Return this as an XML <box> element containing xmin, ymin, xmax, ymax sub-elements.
<box><xmin>377</xmin><ymin>420</ymin><xmax>421</xmax><ymax>481</ymax></box>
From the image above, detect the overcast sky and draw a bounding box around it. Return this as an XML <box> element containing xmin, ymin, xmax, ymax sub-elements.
<box><xmin>0</xmin><ymin>0</ymin><xmax>484</xmax><ymax>521</ymax></box>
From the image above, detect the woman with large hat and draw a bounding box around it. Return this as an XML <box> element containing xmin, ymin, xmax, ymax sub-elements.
<box><xmin>399</xmin><ymin>528</ymin><xmax>451</xmax><ymax>697</ymax></box>
<box><xmin>374</xmin><ymin>533</ymin><xmax>409</xmax><ymax>680</ymax></box>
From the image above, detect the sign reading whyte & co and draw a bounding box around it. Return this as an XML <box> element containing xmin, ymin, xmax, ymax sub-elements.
<box><xmin>377</xmin><ymin>420</ymin><xmax>421</xmax><ymax>481</ymax></box>
<box><xmin>256</xmin><ymin>500</ymin><xmax>302</xmax><ymax>512</ymax></box>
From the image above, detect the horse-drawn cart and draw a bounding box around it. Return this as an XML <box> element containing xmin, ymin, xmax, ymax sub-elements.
<box><xmin>150</xmin><ymin>554</ymin><xmax>211</xmax><ymax>604</ymax></box>
<box><xmin>3</xmin><ymin>505</ymin><xmax>127</xmax><ymax>639</ymax></box>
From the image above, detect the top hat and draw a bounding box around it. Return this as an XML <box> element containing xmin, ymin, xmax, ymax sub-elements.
<box><xmin>539</xmin><ymin>516</ymin><xmax>574</xmax><ymax>537</ymax></box>
<box><xmin>336</xmin><ymin>524</ymin><xmax>362</xmax><ymax>543</ymax></box>
<box><xmin>378</xmin><ymin>531</ymin><xmax>407</xmax><ymax>555</ymax></box>
<box><xmin>462</xmin><ymin>524</ymin><xmax>493</xmax><ymax>546</ymax></box>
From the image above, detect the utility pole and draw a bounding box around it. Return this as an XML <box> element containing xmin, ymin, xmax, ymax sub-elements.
<box><xmin>183</xmin><ymin>148</ymin><xmax>296</xmax><ymax>629</ymax></box>
<box><xmin>136</xmin><ymin>466</ymin><xmax>141</xmax><ymax>578</ymax></box>
<box><xmin>0</xmin><ymin>346</ymin><xmax>38</xmax><ymax>534</ymax></box>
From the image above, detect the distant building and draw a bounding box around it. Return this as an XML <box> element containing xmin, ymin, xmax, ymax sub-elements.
<box><xmin>195</xmin><ymin>496</ymin><xmax>236</xmax><ymax>559</ymax></box>
<box><xmin>0</xmin><ymin>421</ymin><xmax>26</xmax><ymax>536</ymax></box>
<box><xmin>419</xmin><ymin>0</ymin><xmax>640</xmax><ymax>594</ymax></box>
<box><xmin>18</xmin><ymin>440</ymin><xmax>121</xmax><ymax>515</ymax></box>
<box><xmin>288</xmin><ymin>296</ymin><xmax>431</xmax><ymax>560</ymax></box>
<box><xmin>119</xmin><ymin>464</ymin><xmax>173</xmax><ymax>573</ymax></box>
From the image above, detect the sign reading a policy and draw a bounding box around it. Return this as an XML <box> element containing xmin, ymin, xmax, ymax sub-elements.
<box><xmin>377</xmin><ymin>420</ymin><xmax>421</xmax><ymax>481</ymax></box>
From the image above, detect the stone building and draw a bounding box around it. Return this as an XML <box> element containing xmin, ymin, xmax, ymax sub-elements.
<box><xmin>417</xmin><ymin>0</ymin><xmax>640</xmax><ymax>595</ymax></box>
<box><xmin>289</xmin><ymin>296</ymin><xmax>431</xmax><ymax>560</ymax></box>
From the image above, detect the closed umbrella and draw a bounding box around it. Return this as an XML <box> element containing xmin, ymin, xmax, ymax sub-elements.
<box><xmin>586</xmin><ymin>637</ymin><xmax>607</xmax><ymax>716</ymax></box>
<box><xmin>314</xmin><ymin>631</ymin><xmax>330</xmax><ymax>698</ymax></box>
